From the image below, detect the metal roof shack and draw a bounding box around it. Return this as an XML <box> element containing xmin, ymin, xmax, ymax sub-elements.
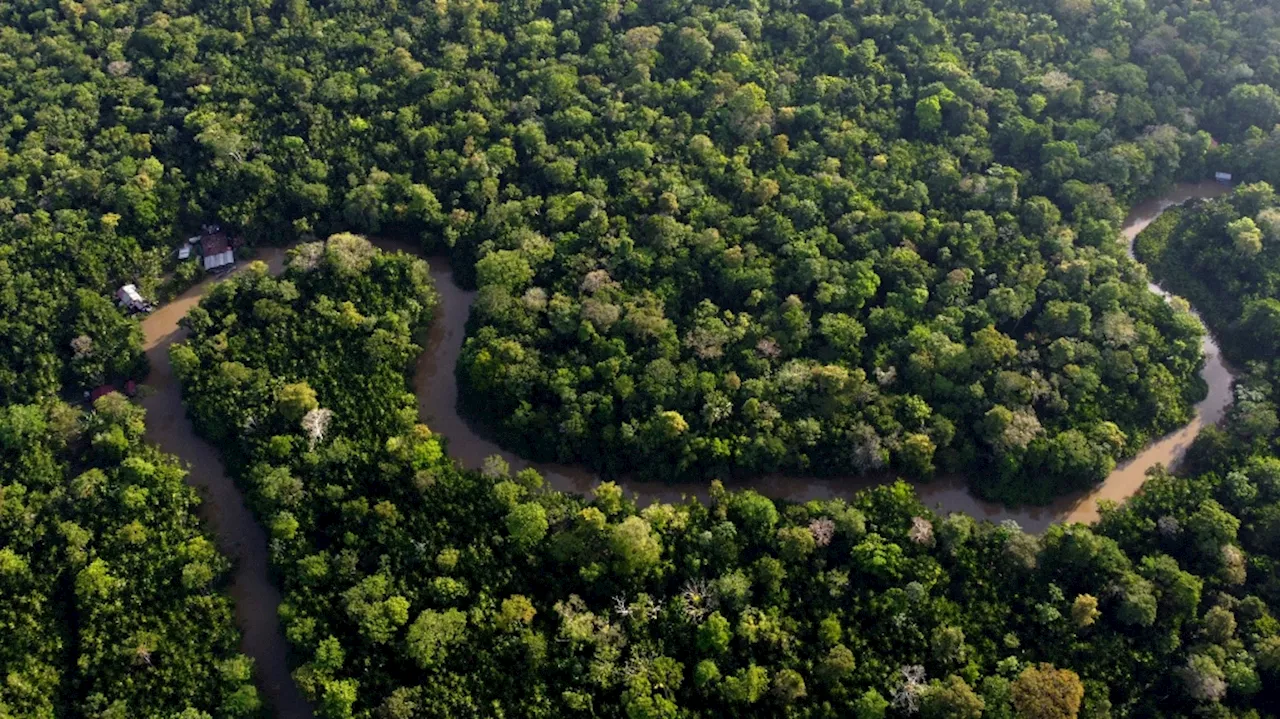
<box><xmin>116</xmin><ymin>283</ymin><xmax>152</xmax><ymax>313</ymax></box>
<box><xmin>199</xmin><ymin>226</ymin><xmax>236</xmax><ymax>271</ymax></box>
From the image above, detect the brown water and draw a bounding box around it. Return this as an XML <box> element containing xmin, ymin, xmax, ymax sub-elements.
<box><xmin>410</xmin><ymin>182</ymin><xmax>1236</xmax><ymax>532</ymax></box>
<box><xmin>138</xmin><ymin>250</ymin><xmax>314</xmax><ymax>719</ymax></box>
<box><xmin>132</xmin><ymin>183</ymin><xmax>1231</xmax><ymax>709</ymax></box>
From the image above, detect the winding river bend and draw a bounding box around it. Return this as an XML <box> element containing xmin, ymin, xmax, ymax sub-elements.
<box><xmin>411</xmin><ymin>181</ymin><xmax>1236</xmax><ymax>532</ymax></box>
<box><xmin>137</xmin><ymin>182</ymin><xmax>1229</xmax><ymax>711</ymax></box>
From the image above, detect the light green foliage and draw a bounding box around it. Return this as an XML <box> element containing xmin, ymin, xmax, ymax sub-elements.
<box><xmin>277</xmin><ymin>381</ymin><xmax>320</xmax><ymax>422</ymax></box>
<box><xmin>505</xmin><ymin>502</ymin><xmax>549</xmax><ymax>548</ymax></box>
<box><xmin>406</xmin><ymin>609</ymin><xmax>467</xmax><ymax>669</ymax></box>
<box><xmin>854</xmin><ymin>688</ymin><xmax>889</xmax><ymax>719</ymax></box>
<box><xmin>921</xmin><ymin>675</ymin><xmax>985</xmax><ymax>719</ymax></box>
<box><xmin>610</xmin><ymin>516</ymin><xmax>663</xmax><ymax>576</ymax></box>
<box><xmin>696</xmin><ymin>612</ymin><xmax>731</xmax><ymax>655</ymax></box>
<box><xmin>722</xmin><ymin>664</ymin><xmax>768</xmax><ymax>704</ymax></box>
<box><xmin>0</xmin><ymin>403</ymin><xmax>251</xmax><ymax>716</ymax></box>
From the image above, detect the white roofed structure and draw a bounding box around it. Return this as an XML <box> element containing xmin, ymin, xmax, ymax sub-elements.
<box><xmin>116</xmin><ymin>284</ymin><xmax>149</xmax><ymax>311</ymax></box>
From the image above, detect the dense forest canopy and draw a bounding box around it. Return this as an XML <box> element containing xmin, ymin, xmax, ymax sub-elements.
<box><xmin>0</xmin><ymin>396</ymin><xmax>257</xmax><ymax>718</ymax></box>
<box><xmin>0</xmin><ymin>0</ymin><xmax>1279</xmax><ymax>500</ymax></box>
<box><xmin>1133</xmin><ymin>182</ymin><xmax>1280</xmax><ymax>503</ymax></box>
<box><xmin>3</xmin><ymin>0</ymin><xmax>1280</xmax><ymax>715</ymax></box>
<box><xmin>170</xmin><ymin>235</ymin><xmax>1280</xmax><ymax>719</ymax></box>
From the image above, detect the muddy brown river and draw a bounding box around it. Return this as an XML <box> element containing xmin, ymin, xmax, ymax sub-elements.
<box><xmin>139</xmin><ymin>249</ymin><xmax>314</xmax><ymax>719</ymax></box>
<box><xmin>138</xmin><ymin>182</ymin><xmax>1230</xmax><ymax>712</ymax></box>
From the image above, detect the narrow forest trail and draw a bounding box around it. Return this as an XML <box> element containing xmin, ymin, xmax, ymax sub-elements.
<box><xmin>138</xmin><ymin>250</ymin><xmax>315</xmax><ymax>719</ymax></box>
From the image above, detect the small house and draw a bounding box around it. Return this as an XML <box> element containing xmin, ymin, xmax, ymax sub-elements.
<box><xmin>178</xmin><ymin>245</ymin><xmax>191</xmax><ymax>260</ymax></box>
<box><xmin>116</xmin><ymin>284</ymin><xmax>152</xmax><ymax>313</ymax></box>
<box><xmin>1215</xmin><ymin>172</ymin><xmax>1233</xmax><ymax>183</ymax></box>
<box><xmin>200</xmin><ymin>229</ymin><xmax>236</xmax><ymax>271</ymax></box>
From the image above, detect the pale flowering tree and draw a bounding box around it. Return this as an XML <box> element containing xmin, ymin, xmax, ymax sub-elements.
<box><xmin>522</xmin><ymin>287</ymin><xmax>548</xmax><ymax>311</ymax></box>
<box><xmin>288</xmin><ymin>242</ymin><xmax>325</xmax><ymax>273</ymax></box>
<box><xmin>301</xmin><ymin>408</ymin><xmax>334</xmax><ymax>450</ymax></box>
<box><xmin>850</xmin><ymin>423</ymin><xmax>887</xmax><ymax>472</ymax></box>
<box><xmin>1090</xmin><ymin>90</ymin><xmax>1118</xmax><ymax>117</ymax></box>
<box><xmin>683</xmin><ymin>325</ymin><xmax>729</xmax><ymax>359</ymax></box>
<box><xmin>893</xmin><ymin>665</ymin><xmax>927</xmax><ymax>714</ymax></box>
<box><xmin>1221</xmin><ymin>545</ymin><xmax>1247</xmax><ymax>585</ymax></box>
<box><xmin>1256</xmin><ymin>207</ymin><xmax>1280</xmax><ymax>241</ymax></box>
<box><xmin>644</xmin><ymin>596</ymin><xmax>662</xmax><ymax>620</ymax></box>
<box><xmin>1040</xmin><ymin>69</ymin><xmax>1073</xmax><ymax>94</ymax></box>
<box><xmin>581</xmin><ymin>299</ymin><xmax>621</xmax><ymax>331</ymax></box>
<box><xmin>70</xmin><ymin>334</ymin><xmax>94</xmax><ymax>359</ymax></box>
<box><xmin>481</xmin><ymin>454</ymin><xmax>510</xmax><ymax>479</ymax></box>
<box><xmin>613</xmin><ymin>595</ymin><xmax>632</xmax><ymax>618</ymax></box>
<box><xmin>959</xmin><ymin>175</ymin><xmax>989</xmax><ymax>197</ymax></box>
<box><xmin>1099</xmin><ymin>311</ymin><xmax>1138</xmax><ymax>348</ymax></box>
<box><xmin>909</xmin><ymin>517</ymin><xmax>934</xmax><ymax>546</ymax></box>
<box><xmin>1004</xmin><ymin>528</ymin><xmax>1040</xmax><ymax>570</ymax></box>
<box><xmin>701</xmin><ymin>392</ymin><xmax>733</xmax><ymax>426</ymax></box>
<box><xmin>755</xmin><ymin>337</ymin><xmax>781</xmax><ymax>359</ymax></box>
<box><xmin>1157</xmin><ymin>516</ymin><xmax>1181</xmax><ymax>537</ymax></box>
<box><xmin>680</xmin><ymin>578</ymin><xmax>715</xmax><ymax>620</ymax></box>
<box><xmin>1178</xmin><ymin>654</ymin><xmax>1227</xmax><ymax>702</ymax></box>
<box><xmin>580</xmin><ymin>269</ymin><xmax>616</xmax><ymax>294</ymax></box>
<box><xmin>808</xmin><ymin>518</ymin><xmax>835</xmax><ymax>547</ymax></box>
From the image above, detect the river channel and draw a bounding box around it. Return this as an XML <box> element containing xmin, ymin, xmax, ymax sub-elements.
<box><xmin>138</xmin><ymin>249</ymin><xmax>314</xmax><ymax>719</ymax></box>
<box><xmin>137</xmin><ymin>182</ymin><xmax>1230</xmax><ymax>714</ymax></box>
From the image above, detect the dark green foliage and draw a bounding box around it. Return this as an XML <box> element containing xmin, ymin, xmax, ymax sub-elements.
<box><xmin>3</xmin><ymin>0</ymin><xmax>1280</xmax><ymax>715</ymax></box>
<box><xmin>4</xmin><ymin>0</ymin><xmax>1278</xmax><ymax>502</ymax></box>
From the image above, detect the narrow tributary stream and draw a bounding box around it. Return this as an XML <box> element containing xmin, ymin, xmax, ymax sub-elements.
<box><xmin>137</xmin><ymin>182</ymin><xmax>1230</xmax><ymax>711</ymax></box>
